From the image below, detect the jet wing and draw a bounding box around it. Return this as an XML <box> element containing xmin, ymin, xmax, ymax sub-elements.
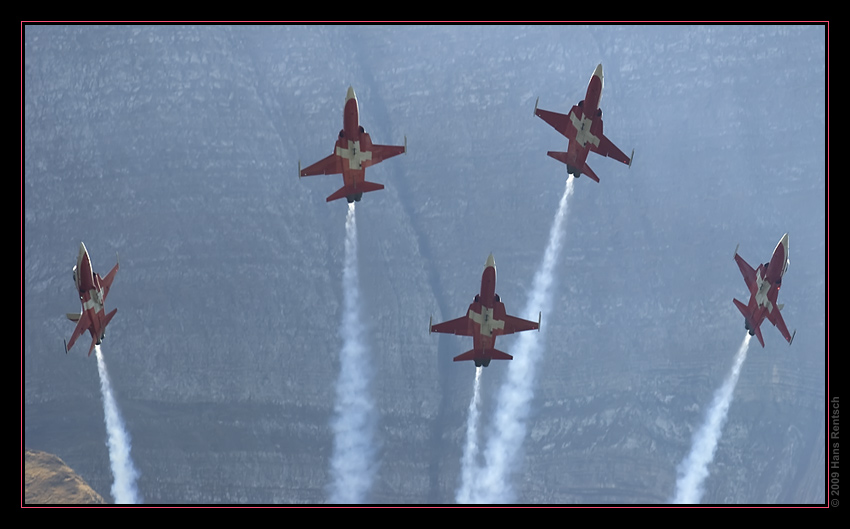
<box><xmin>300</xmin><ymin>152</ymin><xmax>343</xmax><ymax>177</ymax></box>
<box><xmin>430</xmin><ymin>309</ymin><xmax>474</xmax><ymax>337</ymax></box>
<box><xmin>369</xmin><ymin>143</ymin><xmax>406</xmax><ymax>165</ymax></box>
<box><xmin>534</xmin><ymin>106</ymin><xmax>576</xmax><ymax>140</ymax></box>
<box><xmin>593</xmin><ymin>132</ymin><xmax>632</xmax><ymax>166</ymax></box>
<box><xmin>766</xmin><ymin>306</ymin><xmax>794</xmax><ymax>344</ymax></box>
<box><xmin>734</xmin><ymin>252</ymin><xmax>758</xmax><ymax>294</ymax></box>
<box><xmin>501</xmin><ymin>312</ymin><xmax>540</xmax><ymax>335</ymax></box>
<box><xmin>100</xmin><ymin>262</ymin><xmax>119</xmax><ymax>302</ymax></box>
<box><xmin>66</xmin><ymin>310</ymin><xmax>92</xmax><ymax>352</ymax></box>
<box><xmin>360</xmin><ymin>132</ymin><xmax>406</xmax><ymax>167</ymax></box>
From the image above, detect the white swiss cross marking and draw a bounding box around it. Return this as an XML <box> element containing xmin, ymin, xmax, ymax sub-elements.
<box><xmin>569</xmin><ymin>111</ymin><xmax>600</xmax><ymax>148</ymax></box>
<box><xmin>336</xmin><ymin>140</ymin><xmax>372</xmax><ymax>170</ymax></box>
<box><xmin>468</xmin><ymin>307</ymin><xmax>505</xmax><ymax>336</ymax></box>
<box><xmin>755</xmin><ymin>271</ymin><xmax>774</xmax><ymax>313</ymax></box>
<box><xmin>82</xmin><ymin>289</ymin><xmax>104</xmax><ymax>312</ymax></box>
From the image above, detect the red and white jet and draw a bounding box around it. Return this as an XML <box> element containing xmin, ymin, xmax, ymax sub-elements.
<box><xmin>65</xmin><ymin>242</ymin><xmax>119</xmax><ymax>356</ymax></box>
<box><xmin>534</xmin><ymin>64</ymin><xmax>633</xmax><ymax>182</ymax></box>
<box><xmin>429</xmin><ymin>254</ymin><xmax>540</xmax><ymax>367</ymax></box>
<box><xmin>299</xmin><ymin>86</ymin><xmax>406</xmax><ymax>203</ymax></box>
<box><xmin>733</xmin><ymin>233</ymin><xmax>796</xmax><ymax>348</ymax></box>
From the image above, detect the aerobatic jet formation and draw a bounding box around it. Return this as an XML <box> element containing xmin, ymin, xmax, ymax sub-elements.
<box><xmin>299</xmin><ymin>86</ymin><xmax>406</xmax><ymax>203</ymax></box>
<box><xmin>534</xmin><ymin>63</ymin><xmax>633</xmax><ymax>182</ymax></box>
<box><xmin>733</xmin><ymin>233</ymin><xmax>796</xmax><ymax>348</ymax></box>
<box><xmin>429</xmin><ymin>254</ymin><xmax>540</xmax><ymax>367</ymax></box>
<box><xmin>64</xmin><ymin>242</ymin><xmax>119</xmax><ymax>356</ymax></box>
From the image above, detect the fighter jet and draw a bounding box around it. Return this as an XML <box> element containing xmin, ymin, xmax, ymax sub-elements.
<box><xmin>733</xmin><ymin>233</ymin><xmax>796</xmax><ymax>347</ymax></box>
<box><xmin>299</xmin><ymin>86</ymin><xmax>406</xmax><ymax>203</ymax></box>
<box><xmin>429</xmin><ymin>254</ymin><xmax>540</xmax><ymax>367</ymax></box>
<box><xmin>64</xmin><ymin>242</ymin><xmax>119</xmax><ymax>356</ymax></box>
<box><xmin>534</xmin><ymin>63</ymin><xmax>633</xmax><ymax>182</ymax></box>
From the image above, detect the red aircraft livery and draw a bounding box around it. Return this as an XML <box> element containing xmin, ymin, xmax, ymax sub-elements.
<box><xmin>65</xmin><ymin>242</ymin><xmax>119</xmax><ymax>356</ymax></box>
<box><xmin>534</xmin><ymin>64</ymin><xmax>633</xmax><ymax>182</ymax></box>
<box><xmin>429</xmin><ymin>254</ymin><xmax>540</xmax><ymax>367</ymax></box>
<box><xmin>733</xmin><ymin>233</ymin><xmax>796</xmax><ymax>348</ymax></box>
<box><xmin>299</xmin><ymin>86</ymin><xmax>406</xmax><ymax>203</ymax></box>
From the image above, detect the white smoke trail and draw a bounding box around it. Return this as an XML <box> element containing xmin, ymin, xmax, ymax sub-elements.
<box><xmin>468</xmin><ymin>177</ymin><xmax>575</xmax><ymax>503</ymax></box>
<box><xmin>94</xmin><ymin>345</ymin><xmax>141</xmax><ymax>504</ymax></box>
<box><xmin>671</xmin><ymin>333</ymin><xmax>752</xmax><ymax>504</ymax></box>
<box><xmin>456</xmin><ymin>366</ymin><xmax>484</xmax><ymax>503</ymax></box>
<box><xmin>327</xmin><ymin>203</ymin><xmax>378</xmax><ymax>504</ymax></box>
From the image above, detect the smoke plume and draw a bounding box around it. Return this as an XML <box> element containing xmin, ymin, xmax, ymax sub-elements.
<box><xmin>455</xmin><ymin>366</ymin><xmax>484</xmax><ymax>503</ymax></box>
<box><xmin>671</xmin><ymin>333</ymin><xmax>752</xmax><ymax>504</ymax></box>
<box><xmin>94</xmin><ymin>345</ymin><xmax>141</xmax><ymax>504</ymax></box>
<box><xmin>466</xmin><ymin>177</ymin><xmax>575</xmax><ymax>503</ymax></box>
<box><xmin>327</xmin><ymin>203</ymin><xmax>378</xmax><ymax>504</ymax></box>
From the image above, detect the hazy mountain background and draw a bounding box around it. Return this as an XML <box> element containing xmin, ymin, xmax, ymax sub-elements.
<box><xmin>23</xmin><ymin>24</ymin><xmax>826</xmax><ymax>504</ymax></box>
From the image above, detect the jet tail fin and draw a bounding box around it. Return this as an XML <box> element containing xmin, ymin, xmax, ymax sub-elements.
<box><xmin>326</xmin><ymin>181</ymin><xmax>385</xmax><ymax>203</ymax></box>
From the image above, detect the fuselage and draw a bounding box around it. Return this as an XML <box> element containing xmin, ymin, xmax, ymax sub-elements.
<box><xmin>739</xmin><ymin>233</ymin><xmax>790</xmax><ymax>343</ymax></box>
<box><xmin>469</xmin><ymin>254</ymin><xmax>504</xmax><ymax>351</ymax></box>
<box><xmin>753</xmin><ymin>233</ymin><xmax>789</xmax><ymax>312</ymax></box>
<box><xmin>581</xmin><ymin>63</ymin><xmax>604</xmax><ymax>116</ymax></box>
<box><xmin>342</xmin><ymin>85</ymin><xmax>361</xmax><ymax>141</ymax></box>
<box><xmin>567</xmin><ymin>64</ymin><xmax>604</xmax><ymax>174</ymax></box>
<box><xmin>335</xmin><ymin>86</ymin><xmax>372</xmax><ymax>185</ymax></box>
<box><xmin>764</xmin><ymin>232</ymin><xmax>790</xmax><ymax>287</ymax></box>
<box><xmin>74</xmin><ymin>242</ymin><xmax>107</xmax><ymax>341</ymax></box>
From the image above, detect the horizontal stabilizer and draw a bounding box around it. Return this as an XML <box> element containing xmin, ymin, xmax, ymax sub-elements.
<box><xmin>103</xmin><ymin>308</ymin><xmax>118</xmax><ymax>330</ymax></box>
<box><xmin>488</xmin><ymin>349</ymin><xmax>513</xmax><ymax>361</ymax></box>
<box><xmin>753</xmin><ymin>325</ymin><xmax>765</xmax><ymax>348</ymax></box>
<box><xmin>356</xmin><ymin>181</ymin><xmax>385</xmax><ymax>194</ymax></box>
<box><xmin>581</xmin><ymin>162</ymin><xmax>600</xmax><ymax>183</ymax></box>
<box><xmin>733</xmin><ymin>298</ymin><xmax>749</xmax><ymax>319</ymax></box>
<box><xmin>453</xmin><ymin>350</ymin><xmax>478</xmax><ymax>363</ymax></box>
<box><xmin>452</xmin><ymin>349</ymin><xmax>513</xmax><ymax>362</ymax></box>
<box><xmin>546</xmin><ymin>151</ymin><xmax>570</xmax><ymax>166</ymax></box>
<box><xmin>326</xmin><ymin>181</ymin><xmax>385</xmax><ymax>202</ymax></box>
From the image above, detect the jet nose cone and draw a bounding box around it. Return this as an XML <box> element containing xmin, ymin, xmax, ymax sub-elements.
<box><xmin>594</xmin><ymin>63</ymin><xmax>603</xmax><ymax>80</ymax></box>
<box><xmin>79</xmin><ymin>242</ymin><xmax>88</xmax><ymax>258</ymax></box>
<box><xmin>485</xmin><ymin>253</ymin><xmax>496</xmax><ymax>269</ymax></box>
<box><xmin>781</xmin><ymin>232</ymin><xmax>789</xmax><ymax>258</ymax></box>
<box><xmin>346</xmin><ymin>85</ymin><xmax>356</xmax><ymax>102</ymax></box>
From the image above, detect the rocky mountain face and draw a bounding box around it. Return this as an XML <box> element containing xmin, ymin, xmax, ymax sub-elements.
<box><xmin>24</xmin><ymin>25</ymin><xmax>825</xmax><ymax>504</ymax></box>
<box><xmin>25</xmin><ymin>449</ymin><xmax>106</xmax><ymax>504</ymax></box>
